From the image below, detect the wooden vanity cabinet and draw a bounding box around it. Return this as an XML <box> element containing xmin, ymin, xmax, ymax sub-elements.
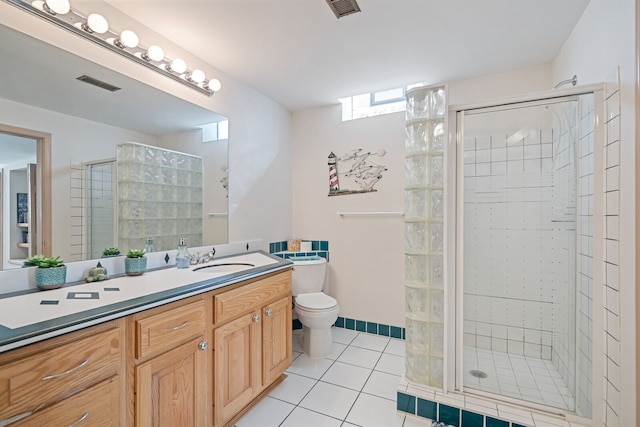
<box><xmin>127</xmin><ymin>296</ymin><xmax>209</xmax><ymax>427</ymax></box>
<box><xmin>0</xmin><ymin>319</ymin><xmax>124</xmax><ymax>426</ymax></box>
<box><xmin>213</xmin><ymin>270</ymin><xmax>292</xmax><ymax>426</ymax></box>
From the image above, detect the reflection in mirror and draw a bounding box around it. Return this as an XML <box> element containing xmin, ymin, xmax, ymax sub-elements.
<box><xmin>0</xmin><ymin>23</ymin><xmax>229</xmax><ymax>269</ymax></box>
<box><xmin>0</xmin><ymin>133</ymin><xmax>37</xmax><ymax>270</ymax></box>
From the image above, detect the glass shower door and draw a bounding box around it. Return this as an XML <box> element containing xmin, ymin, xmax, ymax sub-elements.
<box><xmin>458</xmin><ymin>95</ymin><xmax>593</xmax><ymax>417</ymax></box>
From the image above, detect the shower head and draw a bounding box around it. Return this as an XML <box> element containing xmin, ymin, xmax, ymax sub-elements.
<box><xmin>554</xmin><ymin>75</ymin><xmax>578</xmax><ymax>89</ymax></box>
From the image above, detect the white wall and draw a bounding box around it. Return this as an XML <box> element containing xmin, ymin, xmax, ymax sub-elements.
<box><xmin>291</xmin><ymin>66</ymin><xmax>552</xmax><ymax>328</ymax></box>
<box><xmin>552</xmin><ymin>1</ymin><xmax>636</xmax><ymax>426</ymax></box>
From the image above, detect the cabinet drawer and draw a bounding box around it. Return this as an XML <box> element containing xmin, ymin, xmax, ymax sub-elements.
<box><xmin>12</xmin><ymin>376</ymin><xmax>120</xmax><ymax>427</ymax></box>
<box><xmin>214</xmin><ymin>271</ymin><xmax>291</xmax><ymax>324</ymax></box>
<box><xmin>136</xmin><ymin>300</ymin><xmax>206</xmax><ymax>359</ymax></box>
<box><xmin>0</xmin><ymin>328</ymin><xmax>120</xmax><ymax>420</ymax></box>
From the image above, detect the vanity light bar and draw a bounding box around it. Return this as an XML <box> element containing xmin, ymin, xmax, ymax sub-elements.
<box><xmin>4</xmin><ymin>0</ymin><xmax>221</xmax><ymax>97</ymax></box>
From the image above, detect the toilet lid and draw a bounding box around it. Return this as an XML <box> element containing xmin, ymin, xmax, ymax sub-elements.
<box><xmin>296</xmin><ymin>292</ymin><xmax>337</xmax><ymax>310</ymax></box>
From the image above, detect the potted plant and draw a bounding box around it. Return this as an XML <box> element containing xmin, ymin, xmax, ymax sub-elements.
<box><xmin>125</xmin><ymin>249</ymin><xmax>147</xmax><ymax>276</ymax></box>
<box><xmin>24</xmin><ymin>255</ymin><xmax>67</xmax><ymax>290</ymax></box>
<box><xmin>102</xmin><ymin>247</ymin><xmax>121</xmax><ymax>257</ymax></box>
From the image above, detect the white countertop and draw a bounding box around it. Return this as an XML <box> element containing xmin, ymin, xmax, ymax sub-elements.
<box><xmin>0</xmin><ymin>251</ymin><xmax>290</xmax><ymax>353</ymax></box>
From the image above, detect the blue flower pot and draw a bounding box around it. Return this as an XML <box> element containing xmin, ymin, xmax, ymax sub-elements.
<box><xmin>125</xmin><ymin>257</ymin><xmax>147</xmax><ymax>276</ymax></box>
<box><xmin>35</xmin><ymin>266</ymin><xmax>67</xmax><ymax>290</ymax></box>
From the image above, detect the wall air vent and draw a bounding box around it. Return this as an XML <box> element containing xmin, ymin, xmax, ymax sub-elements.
<box><xmin>325</xmin><ymin>0</ymin><xmax>361</xmax><ymax>19</ymax></box>
<box><xmin>76</xmin><ymin>75</ymin><xmax>121</xmax><ymax>92</ymax></box>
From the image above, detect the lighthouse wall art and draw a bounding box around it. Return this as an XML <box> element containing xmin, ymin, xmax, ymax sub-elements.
<box><xmin>327</xmin><ymin>149</ymin><xmax>388</xmax><ymax>196</ymax></box>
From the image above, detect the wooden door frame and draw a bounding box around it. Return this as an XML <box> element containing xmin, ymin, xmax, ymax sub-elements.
<box><xmin>0</xmin><ymin>123</ymin><xmax>51</xmax><ymax>257</ymax></box>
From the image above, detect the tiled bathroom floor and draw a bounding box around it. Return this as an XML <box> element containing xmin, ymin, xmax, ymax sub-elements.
<box><xmin>463</xmin><ymin>346</ymin><xmax>574</xmax><ymax>411</ymax></box>
<box><xmin>235</xmin><ymin>328</ymin><xmax>429</xmax><ymax>427</ymax></box>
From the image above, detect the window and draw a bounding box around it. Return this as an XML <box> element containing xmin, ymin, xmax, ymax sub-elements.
<box><xmin>198</xmin><ymin>119</ymin><xmax>229</xmax><ymax>142</ymax></box>
<box><xmin>339</xmin><ymin>83</ymin><xmax>425</xmax><ymax>121</ymax></box>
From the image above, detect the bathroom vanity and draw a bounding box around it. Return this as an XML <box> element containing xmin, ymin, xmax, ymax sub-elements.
<box><xmin>0</xmin><ymin>251</ymin><xmax>292</xmax><ymax>426</ymax></box>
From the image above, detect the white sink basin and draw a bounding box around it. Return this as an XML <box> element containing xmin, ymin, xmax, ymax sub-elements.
<box><xmin>192</xmin><ymin>262</ymin><xmax>255</xmax><ymax>273</ymax></box>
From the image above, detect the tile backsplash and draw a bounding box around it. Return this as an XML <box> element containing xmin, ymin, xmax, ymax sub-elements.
<box><xmin>270</xmin><ymin>240</ymin><xmax>329</xmax><ymax>261</ymax></box>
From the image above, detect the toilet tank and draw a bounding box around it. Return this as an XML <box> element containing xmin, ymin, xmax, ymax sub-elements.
<box><xmin>290</xmin><ymin>256</ymin><xmax>327</xmax><ymax>296</ymax></box>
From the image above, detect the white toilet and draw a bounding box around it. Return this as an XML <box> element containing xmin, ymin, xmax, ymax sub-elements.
<box><xmin>291</xmin><ymin>256</ymin><xmax>339</xmax><ymax>358</ymax></box>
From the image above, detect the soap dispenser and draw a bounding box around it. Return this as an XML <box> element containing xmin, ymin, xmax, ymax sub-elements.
<box><xmin>176</xmin><ymin>238</ymin><xmax>190</xmax><ymax>269</ymax></box>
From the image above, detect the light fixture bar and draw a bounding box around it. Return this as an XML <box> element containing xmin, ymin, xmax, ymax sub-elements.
<box><xmin>4</xmin><ymin>0</ymin><xmax>217</xmax><ymax>96</ymax></box>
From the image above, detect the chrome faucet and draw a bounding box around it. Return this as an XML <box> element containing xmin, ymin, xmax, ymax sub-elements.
<box><xmin>190</xmin><ymin>247</ymin><xmax>216</xmax><ymax>265</ymax></box>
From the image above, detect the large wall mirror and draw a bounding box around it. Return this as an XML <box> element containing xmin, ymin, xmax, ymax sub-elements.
<box><xmin>0</xmin><ymin>23</ymin><xmax>229</xmax><ymax>270</ymax></box>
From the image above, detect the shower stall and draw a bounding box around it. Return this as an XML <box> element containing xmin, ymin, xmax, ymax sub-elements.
<box><xmin>454</xmin><ymin>93</ymin><xmax>596</xmax><ymax>418</ymax></box>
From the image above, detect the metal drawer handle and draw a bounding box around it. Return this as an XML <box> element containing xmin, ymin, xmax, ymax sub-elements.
<box><xmin>69</xmin><ymin>412</ymin><xmax>89</xmax><ymax>427</ymax></box>
<box><xmin>265</xmin><ymin>308</ymin><xmax>273</xmax><ymax>317</ymax></box>
<box><xmin>252</xmin><ymin>315</ymin><xmax>260</xmax><ymax>323</ymax></box>
<box><xmin>165</xmin><ymin>320</ymin><xmax>189</xmax><ymax>332</ymax></box>
<box><xmin>42</xmin><ymin>359</ymin><xmax>90</xmax><ymax>381</ymax></box>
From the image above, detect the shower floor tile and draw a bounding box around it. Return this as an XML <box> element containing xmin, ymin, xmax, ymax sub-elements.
<box><xmin>463</xmin><ymin>346</ymin><xmax>574</xmax><ymax>412</ymax></box>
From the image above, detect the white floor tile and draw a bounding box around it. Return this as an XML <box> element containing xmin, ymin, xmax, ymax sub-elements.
<box><xmin>362</xmin><ymin>370</ymin><xmax>402</xmax><ymax>401</ymax></box>
<box><xmin>321</xmin><ymin>361</ymin><xmax>372</xmax><ymax>391</ymax></box>
<box><xmin>280</xmin><ymin>406</ymin><xmax>343</xmax><ymax>427</ymax></box>
<box><xmin>337</xmin><ymin>346</ymin><xmax>382</xmax><ymax>369</ymax></box>
<box><xmin>332</xmin><ymin>327</ymin><xmax>360</xmax><ymax>344</ymax></box>
<box><xmin>403</xmin><ymin>415</ymin><xmax>432</xmax><ymax>426</ymax></box>
<box><xmin>351</xmin><ymin>333</ymin><xmax>390</xmax><ymax>352</ymax></box>
<box><xmin>346</xmin><ymin>393</ymin><xmax>405</xmax><ymax>427</ymax></box>
<box><xmin>299</xmin><ymin>381</ymin><xmax>359</xmax><ymax>420</ymax></box>
<box><xmin>326</xmin><ymin>342</ymin><xmax>348</xmax><ymax>360</ymax></box>
<box><xmin>375</xmin><ymin>353</ymin><xmax>405</xmax><ymax>376</ymax></box>
<box><xmin>235</xmin><ymin>396</ymin><xmax>294</xmax><ymax>427</ymax></box>
<box><xmin>268</xmin><ymin>372</ymin><xmax>317</xmax><ymax>405</ymax></box>
<box><xmin>287</xmin><ymin>353</ymin><xmax>334</xmax><ymax>379</ymax></box>
<box><xmin>385</xmin><ymin>339</ymin><xmax>406</xmax><ymax>357</ymax></box>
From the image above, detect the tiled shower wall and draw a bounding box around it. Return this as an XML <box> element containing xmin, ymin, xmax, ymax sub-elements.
<box><xmin>87</xmin><ymin>162</ymin><xmax>116</xmax><ymax>259</ymax></box>
<box><xmin>603</xmin><ymin>73</ymin><xmax>621</xmax><ymax>427</ymax></box>
<box><xmin>575</xmin><ymin>94</ymin><xmax>595</xmax><ymax>418</ymax></box>
<box><xmin>462</xmin><ymin>125</ymin><xmax>570</xmax><ymax>361</ymax></box>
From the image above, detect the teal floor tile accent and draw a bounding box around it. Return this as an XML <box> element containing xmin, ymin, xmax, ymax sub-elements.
<box><xmin>486</xmin><ymin>417</ymin><xmax>509</xmax><ymax>427</ymax></box>
<box><xmin>335</xmin><ymin>317</ymin><xmax>345</xmax><ymax>328</ymax></box>
<box><xmin>416</xmin><ymin>398</ymin><xmax>436</xmax><ymax>420</ymax></box>
<box><xmin>366</xmin><ymin>322</ymin><xmax>378</xmax><ymax>334</ymax></box>
<box><xmin>512</xmin><ymin>424</ymin><xmax>529</xmax><ymax>427</ymax></box>
<box><xmin>345</xmin><ymin>318</ymin><xmax>355</xmax><ymax>330</ymax></box>
<box><xmin>292</xmin><ymin>319</ymin><xmax>302</xmax><ymax>330</ymax></box>
<box><xmin>461</xmin><ymin>410</ymin><xmax>484</xmax><ymax>427</ymax></box>
<box><xmin>355</xmin><ymin>320</ymin><xmax>366</xmax><ymax>332</ymax></box>
<box><xmin>390</xmin><ymin>326</ymin><xmax>402</xmax><ymax>339</ymax></box>
<box><xmin>378</xmin><ymin>324</ymin><xmax>390</xmax><ymax>336</ymax></box>
<box><xmin>320</xmin><ymin>241</ymin><xmax>329</xmax><ymax>250</ymax></box>
<box><xmin>396</xmin><ymin>392</ymin><xmax>416</xmax><ymax>414</ymax></box>
<box><xmin>439</xmin><ymin>404</ymin><xmax>460</xmax><ymax>427</ymax></box>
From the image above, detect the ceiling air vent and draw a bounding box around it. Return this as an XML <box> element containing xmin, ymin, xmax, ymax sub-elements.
<box><xmin>76</xmin><ymin>75</ymin><xmax>121</xmax><ymax>92</ymax></box>
<box><xmin>326</xmin><ymin>0</ymin><xmax>361</xmax><ymax>19</ymax></box>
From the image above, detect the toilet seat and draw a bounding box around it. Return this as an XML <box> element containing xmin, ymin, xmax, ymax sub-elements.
<box><xmin>295</xmin><ymin>292</ymin><xmax>337</xmax><ymax>311</ymax></box>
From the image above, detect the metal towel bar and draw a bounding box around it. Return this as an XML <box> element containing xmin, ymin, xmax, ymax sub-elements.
<box><xmin>337</xmin><ymin>211</ymin><xmax>404</xmax><ymax>217</ymax></box>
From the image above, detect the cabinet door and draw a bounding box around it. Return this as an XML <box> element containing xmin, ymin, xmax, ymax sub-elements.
<box><xmin>214</xmin><ymin>310</ymin><xmax>261</xmax><ymax>426</ymax></box>
<box><xmin>262</xmin><ymin>296</ymin><xmax>292</xmax><ymax>385</ymax></box>
<box><xmin>135</xmin><ymin>337</ymin><xmax>207</xmax><ymax>427</ymax></box>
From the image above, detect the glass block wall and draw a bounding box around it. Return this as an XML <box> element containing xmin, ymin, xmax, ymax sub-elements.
<box><xmin>117</xmin><ymin>143</ymin><xmax>203</xmax><ymax>253</ymax></box>
<box><xmin>404</xmin><ymin>85</ymin><xmax>446</xmax><ymax>388</ymax></box>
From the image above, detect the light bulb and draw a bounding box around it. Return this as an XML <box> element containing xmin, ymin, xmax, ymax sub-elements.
<box><xmin>118</xmin><ymin>30</ymin><xmax>139</xmax><ymax>48</ymax></box>
<box><xmin>145</xmin><ymin>45</ymin><xmax>164</xmax><ymax>62</ymax></box>
<box><xmin>189</xmin><ymin>69</ymin><xmax>205</xmax><ymax>84</ymax></box>
<box><xmin>44</xmin><ymin>0</ymin><xmax>70</xmax><ymax>14</ymax></box>
<box><xmin>169</xmin><ymin>58</ymin><xmax>187</xmax><ymax>74</ymax></box>
<box><xmin>85</xmin><ymin>13</ymin><xmax>109</xmax><ymax>34</ymax></box>
<box><xmin>206</xmin><ymin>79</ymin><xmax>222</xmax><ymax>92</ymax></box>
